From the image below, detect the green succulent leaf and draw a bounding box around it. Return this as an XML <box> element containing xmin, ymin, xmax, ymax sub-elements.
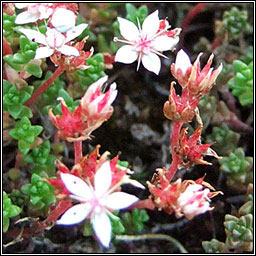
<box><xmin>24</xmin><ymin>63</ymin><xmax>43</xmax><ymax>78</ymax></box>
<box><xmin>228</xmin><ymin>60</ymin><xmax>253</xmax><ymax>106</ymax></box>
<box><xmin>202</xmin><ymin>239</ymin><xmax>226</xmax><ymax>253</ymax></box>
<box><xmin>9</xmin><ymin>117</ymin><xmax>43</xmax><ymax>155</ymax></box>
<box><xmin>21</xmin><ymin>173</ymin><xmax>55</xmax><ymax>209</ymax></box>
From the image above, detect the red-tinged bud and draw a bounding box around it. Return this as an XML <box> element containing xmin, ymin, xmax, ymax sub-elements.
<box><xmin>171</xmin><ymin>50</ymin><xmax>222</xmax><ymax>98</ymax></box>
<box><xmin>49</xmin><ymin>76</ymin><xmax>117</xmax><ymax>142</ymax></box>
<box><xmin>176</xmin><ymin>124</ymin><xmax>220</xmax><ymax>168</ymax></box>
<box><xmin>163</xmin><ymin>82</ymin><xmax>199</xmax><ymax>123</ymax></box>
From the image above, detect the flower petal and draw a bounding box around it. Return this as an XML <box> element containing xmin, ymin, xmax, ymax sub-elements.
<box><xmin>106</xmin><ymin>192</ymin><xmax>139</xmax><ymax>210</ymax></box>
<box><xmin>58</xmin><ymin>45</ymin><xmax>80</xmax><ymax>56</ymax></box>
<box><xmin>60</xmin><ymin>173</ymin><xmax>93</xmax><ymax>200</ymax></box>
<box><xmin>117</xmin><ymin>17</ymin><xmax>139</xmax><ymax>41</ymax></box>
<box><xmin>115</xmin><ymin>45</ymin><xmax>138</xmax><ymax>64</ymax></box>
<box><xmin>152</xmin><ymin>35</ymin><xmax>179</xmax><ymax>51</ymax></box>
<box><xmin>175</xmin><ymin>49</ymin><xmax>192</xmax><ymax>75</ymax></box>
<box><xmin>65</xmin><ymin>24</ymin><xmax>88</xmax><ymax>42</ymax></box>
<box><xmin>91</xmin><ymin>211</ymin><xmax>112</xmax><ymax>248</ymax></box>
<box><xmin>51</xmin><ymin>8</ymin><xmax>76</xmax><ymax>33</ymax></box>
<box><xmin>15</xmin><ymin>11</ymin><xmax>39</xmax><ymax>24</ymax></box>
<box><xmin>142</xmin><ymin>10</ymin><xmax>159</xmax><ymax>38</ymax></box>
<box><xmin>19</xmin><ymin>28</ymin><xmax>47</xmax><ymax>45</ymax></box>
<box><xmin>57</xmin><ymin>203</ymin><xmax>91</xmax><ymax>225</ymax></box>
<box><xmin>142</xmin><ymin>52</ymin><xmax>161</xmax><ymax>75</ymax></box>
<box><xmin>94</xmin><ymin>162</ymin><xmax>112</xmax><ymax>197</ymax></box>
<box><xmin>34</xmin><ymin>47</ymin><xmax>54</xmax><ymax>59</ymax></box>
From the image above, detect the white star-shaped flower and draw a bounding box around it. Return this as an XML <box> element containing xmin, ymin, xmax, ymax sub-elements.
<box><xmin>57</xmin><ymin>161</ymin><xmax>139</xmax><ymax>247</ymax></box>
<box><xmin>114</xmin><ymin>10</ymin><xmax>180</xmax><ymax>75</ymax></box>
<box><xmin>19</xmin><ymin>24</ymin><xmax>87</xmax><ymax>59</ymax></box>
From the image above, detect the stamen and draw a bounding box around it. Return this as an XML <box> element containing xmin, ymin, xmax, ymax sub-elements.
<box><xmin>137</xmin><ymin>17</ymin><xmax>142</xmax><ymax>33</ymax></box>
<box><xmin>113</xmin><ymin>37</ymin><xmax>135</xmax><ymax>46</ymax></box>
<box><xmin>136</xmin><ymin>52</ymin><xmax>142</xmax><ymax>71</ymax></box>
<box><xmin>151</xmin><ymin>48</ymin><xmax>169</xmax><ymax>59</ymax></box>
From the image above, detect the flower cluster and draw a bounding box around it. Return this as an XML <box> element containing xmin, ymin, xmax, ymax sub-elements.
<box><xmin>48</xmin><ymin>145</ymin><xmax>144</xmax><ymax>247</ymax></box>
<box><xmin>49</xmin><ymin>76</ymin><xmax>117</xmax><ymax>142</ymax></box>
<box><xmin>144</xmin><ymin>43</ymin><xmax>223</xmax><ymax>219</ymax></box>
<box><xmin>114</xmin><ymin>10</ymin><xmax>181</xmax><ymax>75</ymax></box>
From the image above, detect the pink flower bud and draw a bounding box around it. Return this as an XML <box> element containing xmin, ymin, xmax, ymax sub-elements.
<box><xmin>80</xmin><ymin>76</ymin><xmax>118</xmax><ymax>134</ymax></box>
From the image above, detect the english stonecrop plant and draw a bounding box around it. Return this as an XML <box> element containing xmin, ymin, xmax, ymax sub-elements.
<box><xmin>4</xmin><ymin>2</ymin><xmax>251</xmax><ymax>252</ymax></box>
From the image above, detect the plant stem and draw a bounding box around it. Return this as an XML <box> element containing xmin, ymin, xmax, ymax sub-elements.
<box><xmin>74</xmin><ymin>140</ymin><xmax>82</xmax><ymax>164</ymax></box>
<box><xmin>24</xmin><ymin>65</ymin><xmax>65</xmax><ymax>106</ymax></box>
<box><xmin>115</xmin><ymin>234</ymin><xmax>188</xmax><ymax>253</ymax></box>
<box><xmin>166</xmin><ymin>122</ymin><xmax>183</xmax><ymax>182</ymax></box>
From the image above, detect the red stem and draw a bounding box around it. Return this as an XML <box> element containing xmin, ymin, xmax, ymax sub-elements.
<box><xmin>24</xmin><ymin>65</ymin><xmax>65</xmax><ymax>106</ymax></box>
<box><xmin>181</xmin><ymin>3</ymin><xmax>207</xmax><ymax>30</ymax></box>
<box><xmin>74</xmin><ymin>140</ymin><xmax>83</xmax><ymax>164</ymax></box>
<box><xmin>166</xmin><ymin>122</ymin><xmax>183</xmax><ymax>182</ymax></box>
<box><xmin>3</xmin><ymin>37</ymin><xmax>13</xmax><ymax>56</ymax></box>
